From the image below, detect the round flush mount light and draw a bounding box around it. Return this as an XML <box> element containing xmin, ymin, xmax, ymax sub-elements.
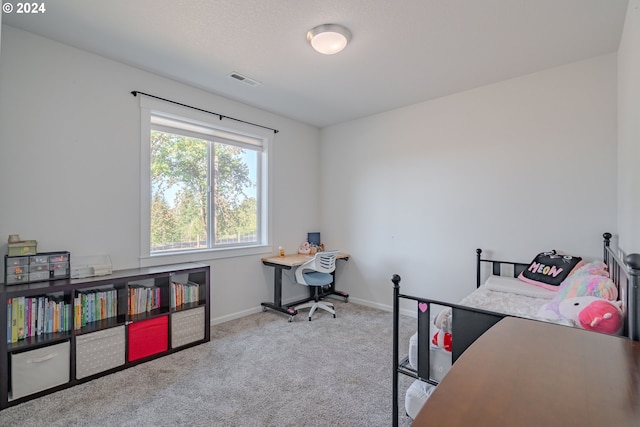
<box><xmin>307</xmin><ymin>24</ymin><xmax>352</xmax><ymax>55</ymax></box>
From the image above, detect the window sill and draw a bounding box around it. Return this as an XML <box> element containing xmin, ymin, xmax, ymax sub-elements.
<box><xmin>139</xmin><ymin>245</ymin><xmax>273</xmax><ymax>267</ymax></box>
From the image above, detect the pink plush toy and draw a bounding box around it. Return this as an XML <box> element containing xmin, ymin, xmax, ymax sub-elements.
<box><xmin>558</xmin><ymin>296</ymin><xmax>623</xmax><ymax>335</ymax></box>
<box><xmin>578</xmin><ymin>299</ymin><xmax>623</xmax><ymax>335</ymax></box>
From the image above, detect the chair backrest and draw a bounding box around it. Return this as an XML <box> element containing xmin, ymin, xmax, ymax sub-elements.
<box><xmin>312</xmin><ymin>250</ymin><xmax>339</xmax><ymax>273</ymax></box>
<box><xmin>295</xmin><ymin>250</ymin><xmax>339</xmax><ymax>284</ymax></box>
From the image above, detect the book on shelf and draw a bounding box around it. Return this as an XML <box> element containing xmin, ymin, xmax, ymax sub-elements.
<box><xmin>53</xmin><ymin>299</ymin><xmax>59</xmax><ymax>333</ymax></box>
<box><xmin>37</xmin><ymin>297</ymin><xmax>44</xmax><ymax>335</ymax></box>
<box><xmin>7</xmin><ymin>299</ymin><xmax>12</xmax><ymax>344</ymax></box>
<box><xmin>75</xmin><ymin>288</ymin><xmax>117</xmax><ymax>327</ymax></box>
<box><xmin>17</xmin><ymin>297</ymin><xmax>25</xmax><ymax>340</ymax></box>
<box><xmin>127</xmin><ymin>284</ymin><xmax>161</xmax><ymax>315</ymax></box>
<box><xmin>5</xmin><ymin>294</ymin><xmax>74</xmax><ymax>342</ymax></box>
<box><xmin>30</xmin><ymin>298</ymin><xmax>36</xmax><ymax>338</ymax></box>
<box><xmin>170</xmin><ymin>281</ymin><xmax>200</xmax><ymax>309</ymax></box>
<box><xmin>25</xmin><ymin>300</ymin><xmax>30</xmax><ymax>338</ymax></box>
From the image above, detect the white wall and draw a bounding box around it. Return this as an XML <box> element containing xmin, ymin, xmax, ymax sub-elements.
<box><xmin>0</xmin><ymin>23</ymin><xmax>627</xmax><ymax>320</ymax></box>
<box><xmin>618</xmin><ymin>0</ymin><xmax>640</xmax><ymax>254</ymax></box>
<box><xmin>0</xmin><ymin>26</ymin><xmax>322</xmax><ymax>323</ymax></box>
<box><xmin>321</xmin><ymin>54</ymin><xmax>618</xmax><ymax>310</ymax></box>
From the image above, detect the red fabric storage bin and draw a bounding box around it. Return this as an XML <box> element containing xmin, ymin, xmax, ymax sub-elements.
<box><xmin>127</xmin><ymin>316</ymin><xmax>168</xmax><ymax>362</ymax></box>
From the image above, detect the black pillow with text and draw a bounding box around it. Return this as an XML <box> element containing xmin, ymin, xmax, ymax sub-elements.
<box><xmin>518</xmin><ymin>250</ymin><xmax>582</xmax><ymax>290</ymax></box>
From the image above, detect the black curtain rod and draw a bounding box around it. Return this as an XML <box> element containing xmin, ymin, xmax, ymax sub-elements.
<box><xmin>131</xmin><ymin>91</ymin><xmax>279</xmax><ymax>134</ymax></box>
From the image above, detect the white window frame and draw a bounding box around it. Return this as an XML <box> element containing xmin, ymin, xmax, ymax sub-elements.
<box><xmin>138</xmin><ymin>95</ymin><xmax>272</xmax><ymax>267</ymax></box>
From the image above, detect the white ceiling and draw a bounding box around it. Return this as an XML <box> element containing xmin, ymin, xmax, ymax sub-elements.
<box><xmin>3</xmin><ymin>0</ymin><xmax>629</xmax><ymax>128</ymax></box>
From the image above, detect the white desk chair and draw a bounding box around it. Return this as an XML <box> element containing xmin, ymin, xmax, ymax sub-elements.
<box><xmin>294</xmin><ymin>250</ymin><xmax>339</xmax><ymax>321</ymax></box>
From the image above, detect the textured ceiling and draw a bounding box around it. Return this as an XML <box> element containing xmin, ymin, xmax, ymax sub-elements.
<box><xmin>2</xmin><ymin>0</ymin><xmax>629</xmax><ymax>127</ymax></box>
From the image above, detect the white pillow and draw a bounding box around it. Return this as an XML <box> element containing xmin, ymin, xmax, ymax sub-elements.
<box><xmin>484</xmin><ymin>275</ymin><xmax>557</xmax><ymax>299</ymax></box>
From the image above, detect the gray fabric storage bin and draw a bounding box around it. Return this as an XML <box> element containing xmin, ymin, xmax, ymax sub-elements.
<box><xmin>171</xmin><ymin>306</ymin><xmax>205</xmax><ymax>348</ymax></box>
<box><xmin>11</xmin><ymin>341</ymin><xmax>70</xmax><ymax>400</ymax></box>
<box><xmin>76</xmin><ymin>325</ymin><xmax>125</xmax><ymax>379</ymax></box>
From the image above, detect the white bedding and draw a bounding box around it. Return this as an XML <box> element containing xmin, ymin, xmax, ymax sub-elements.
<box><xmin>483</xmin><ymin>275</ymin><xmax>557</xmax><ymax>299</ymax></box>
<box><xmin>460</xmin><ymin>278</ymin><xmax>573</xmax><ymax>326</ymax></box>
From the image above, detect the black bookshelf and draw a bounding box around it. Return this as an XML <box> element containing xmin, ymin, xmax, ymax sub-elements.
<box><xmin>0</xmin><ymin>262</ymin><xmax>210</xmax><ymax>409</ymax></box>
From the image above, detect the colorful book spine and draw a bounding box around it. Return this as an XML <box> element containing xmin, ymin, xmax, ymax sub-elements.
<box><xmin>171</xmin><ymin>282</ymin><xmax>200</xmax><ymax>309</ymax></box>
<box><xmin>37</xmin><ymin>297</ymin><xmax>44</xmax><ymax>335</ymax></box>
<box><xmin>7</xmin><ymin>299</ymin><xmax>12</xmax><ymax>344</ymax></box>
<box><xmin>53</xmin><ymin>299</ymin><xmax>59</xmax><ymax>333</ymax></box>
<box><xmin>11</xmin><ymin>298</ymin><xmax>18</xmax><ymax>343</ymax></box>
<box><xmin>45</xmin><ymin>300</ymin><xmax>51</xmax><ymax>334</ymax></box>
<box><xmin>81</xmin><ymin>293</ymin><xmax>87</xmax><ymax>326</ymax></box>
<box><xmin>127</xmin><ymin>285</ymin><xmax>161</xmax><ymax>314</ymax></box>
<box><xmin>30</xmin><ymin>297</ymin><xmax>37</xmax><ymax>337</ymax></box>
<box><xmin>62</xmin><ymin>301</ymin><xmax>68</xmax><ymax>332</ymax></box>
<box><xmin>17</xmin><ymin>297</ymin><xmax>25</xmax><ymax>340</ymax></box>
<box><xmin>24</xmin><ymin>297</ymin><xmax>29</xmax><ymax>337</ymax></box>
<box><xmin>74</xmin><ymin>296</ymin><xmax>80</xmax><ymax>330</ymax></box>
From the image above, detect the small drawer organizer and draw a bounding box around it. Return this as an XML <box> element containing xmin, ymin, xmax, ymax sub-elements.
<box><xmin>4</xmin><ymin>252</ymin><xmax>70</xmax><ymax>285</ymax></box>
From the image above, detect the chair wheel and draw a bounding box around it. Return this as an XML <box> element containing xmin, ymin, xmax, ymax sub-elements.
<box><xmin>308</xmin><ymin>317</ymin><xmax>312</xmax><ymax>321</ymax></box>
<box><xmin>333</xmin><ymin>314</ymin><xmax>336</xmax><ymax>318</ymax></box>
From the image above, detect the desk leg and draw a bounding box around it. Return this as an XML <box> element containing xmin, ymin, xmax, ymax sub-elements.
<box><xmin>261</xmin><ymin>266</ymin><xmax>298</xmax><ymax>320</ymax></box>
<box><xmin>273</xmin><ymin>266</ymin><xmax>282</xmax><ymax>305</ymax></box>
<box><xmin>322</xmin><ymin>271</ymin><xmax>349</xmax><ymax>302</ymax></box>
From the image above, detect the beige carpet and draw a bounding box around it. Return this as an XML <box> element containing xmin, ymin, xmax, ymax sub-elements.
<box><xmin>0</xmin><ymin>301</ymin><xmax>416</xmax><ymax>427</ymax></box>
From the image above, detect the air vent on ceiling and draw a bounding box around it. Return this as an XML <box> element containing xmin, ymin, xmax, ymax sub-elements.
<box><xmin>228</xmin><ymin>72</ymin><xmax>261</xmax><ymax>87</ymax></box>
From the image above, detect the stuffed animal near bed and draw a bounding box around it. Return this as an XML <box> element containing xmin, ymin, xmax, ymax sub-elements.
<box><xmin>558</xmin><ymin>296</ymin><xmax>624</xmax><ymax>335</ymax></box>
<box><xmin>432</xmin><ymin>309</ymin><xmax>453</xmax><ymax>352</ymax></box>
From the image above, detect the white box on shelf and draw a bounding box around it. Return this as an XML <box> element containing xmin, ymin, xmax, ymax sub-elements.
<box><xmin>70</xmin><ymin>255</ymin><xmax>113</xmax><ymax>279</ymax></box>
<box><xmin>171</xmin><ymin>306</ymin><xmax>205</xmax><ymax>348</ymax></box>
<box><xmin>11</xmin><ymin>341</ymin><xmax>70</xmax><ymax>400</ymax></box>
<box><xmin>76</xmin><ymin>326</ymin><xmax>125</xmax><ymax>379</ymax></box>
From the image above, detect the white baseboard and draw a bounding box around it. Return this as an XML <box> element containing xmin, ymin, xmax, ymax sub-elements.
<box><xmin>210</xmin><ymin>306</ymin><xmax>264</xmax><ymax>325</ymax></box>
<box><xmin>210</xmin><ymin>297</ymin><xmax>417</xmax><ymax>326</ymax></box>
<box><xmin>347</xmin><ymin>297</ymin><xmax>391</xmax><ymax>312</ymax></box>
<box><xmin>348</xmin><ymin>297</ymin><xmax>417</xmax><ymax>318</ymax></box>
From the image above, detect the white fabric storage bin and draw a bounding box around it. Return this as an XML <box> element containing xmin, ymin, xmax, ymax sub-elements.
<box><xmin>11</xmin><ymin>341</ymin><xmax>70</xmax><ymax>400</ymax></box>
<box><xmin>171</xmin><ymin>306</ymin><xmax>205</xmax><ymax>348</ymax></box>
<box><xmin>76</xmin><ymin>325</ymin><xmax>125</xmax><ymax>379</ymax></box>
<box><xmin>405</xmin><ymin>380</ymin><xmax>436</xmax><ymax>419</ymax></box>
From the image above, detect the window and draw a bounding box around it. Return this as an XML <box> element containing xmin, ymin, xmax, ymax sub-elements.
<box><xmin>139</xmin><ymin>96</ymin><xmax>271</xmax><ymax>260</ymax></box>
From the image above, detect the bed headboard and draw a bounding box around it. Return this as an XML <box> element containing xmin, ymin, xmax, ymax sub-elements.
<box><xmin>476</xmin><ymin>232</ymin><xmax>640</xmax><ymax>341</ymax></box>
<box><xmin>475</xmin><ymin>249</ymin><xmax>529</xmax><ymax>287</ymax></box>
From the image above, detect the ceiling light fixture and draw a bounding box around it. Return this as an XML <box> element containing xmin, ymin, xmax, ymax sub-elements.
<box><xmin>307</xmin><ymin>24</ymin><xmax>352</xmax><ymax>55</ymax></box>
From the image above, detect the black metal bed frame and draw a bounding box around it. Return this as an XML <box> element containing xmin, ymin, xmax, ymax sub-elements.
<box><xmin>392</xmin><ymin>233</ymin><xmax>640</xmax><ymax>427</ymax></box>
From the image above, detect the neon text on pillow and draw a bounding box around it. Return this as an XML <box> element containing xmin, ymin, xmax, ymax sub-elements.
<box><xmin>527</xmin><ymin>262</ymin><xmax>564</xmax><ymax>277</ymax></box>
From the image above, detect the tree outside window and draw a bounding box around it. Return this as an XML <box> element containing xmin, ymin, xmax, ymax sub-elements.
<box><xmin>150</xmin><ymin>129</ymin><xmax>259</xmax><ymax>254</ymax></box>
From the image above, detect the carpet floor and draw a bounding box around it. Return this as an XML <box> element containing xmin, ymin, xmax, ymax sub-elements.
<box><xmin>0</xmin><ymin>301</ymin><xmax>416</xmax><ymax>426</ymax></box>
